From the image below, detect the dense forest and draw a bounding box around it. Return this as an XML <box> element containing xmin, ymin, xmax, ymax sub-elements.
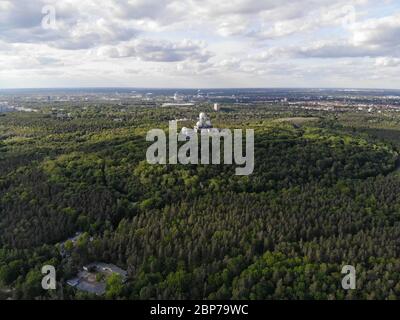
<box><xmin>1</xmin><ymin>104</ymin><xmax>400</xmax><ymax>300</ymax></box>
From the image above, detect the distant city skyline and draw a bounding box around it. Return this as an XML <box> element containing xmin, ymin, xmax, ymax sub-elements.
<box><xmin>3</xmin><ymin>86</ymin><xmax>400</xmax><ymax>91</ymax></box>
<box><xmin>1</xmin><ymin>1</ymin><xmax>400</xmax><ymax>89</ymax></box>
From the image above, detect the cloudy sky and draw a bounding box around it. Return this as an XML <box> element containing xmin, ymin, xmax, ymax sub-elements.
<box><xmin>1</xmin><ymin>0</ymin><xmax>400</xmax><ymax>89</ymax></box>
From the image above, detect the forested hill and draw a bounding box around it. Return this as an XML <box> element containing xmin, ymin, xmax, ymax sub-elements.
<box><xmin>1</xmin><ymin>106</ymin><xmax>400</xmax><ymax>300</ymax></box>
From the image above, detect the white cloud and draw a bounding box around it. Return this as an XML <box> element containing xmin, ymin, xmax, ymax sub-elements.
<box><xmin>98</xmin><ymin>39</ymin><xmax>212</xmax><ymax>62</ymax></box>
<box><xmin>351</xmin><ymin>13</ymin><xmax>400</xmax><ymax>47</ymax></box>
<box><xmin>375</xmin><ymin>57</ymin><xmax>400</xmax><ymax>67</ymax></box>
<box><xmin>0</xmin><ymin>0</ymin><xmax>399</xmax><ymax>88</ymax></box>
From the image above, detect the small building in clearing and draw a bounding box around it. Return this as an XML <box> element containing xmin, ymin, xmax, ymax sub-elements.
<box><xmin>67</xmin><ymin>262</ymin><xmax>127</xmax><ymax>295</ymax></box>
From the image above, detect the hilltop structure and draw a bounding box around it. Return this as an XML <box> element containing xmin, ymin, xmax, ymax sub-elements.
<box><xmin>181</xmin><ymin>112</ymin><xmax>219</xmax><ymax>139</ymax></box>
<box><xmin>195</xmin><ymin>112</ymin><xmax>212</xmax><ymax>130</ymax></box>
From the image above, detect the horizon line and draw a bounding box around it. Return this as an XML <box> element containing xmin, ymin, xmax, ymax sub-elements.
<box><xmin>1</xmin><ymin>86</ymin><xmax>400</xmax><ymax>91</ymax></box>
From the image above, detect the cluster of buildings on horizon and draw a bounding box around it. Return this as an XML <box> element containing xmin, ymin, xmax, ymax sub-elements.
<box><xmin>1</xmin><ymin>89</ymin><xmax>400</xmax><ymax>116</ymax></box>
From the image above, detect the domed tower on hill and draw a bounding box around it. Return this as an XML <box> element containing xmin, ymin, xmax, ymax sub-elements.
<box><xmin>195</xmin><ymin>112</ymin><xmax>213</xmax><ymax>130</ymax></box>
